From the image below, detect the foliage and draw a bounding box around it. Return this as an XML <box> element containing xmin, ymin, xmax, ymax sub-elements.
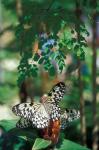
<box><xmin>70</xmin><ymin>22</ymin><xmax>89</xmax><ymax>60</ymax></box>
<box><xmin>0</xmin><ymin>120</ymin><xmax>17</xmax><ymax>131</ymax></box>
<box><xmin>0</xmin><ymin>120</ymin><xmax>90</xmax><ymax>150</ymax></box>
<box><xmin>56</xmin><ymin>139</ymin><xmax>90</xmax><ymax>150</ymax></box>
<box><xmin>0</xmin><ymin>85</ymin><xmax>17</xmax><ymax>104</ymax></box>
<box><xmin>0</xmin><ymin>0</ymin><xmax>93</xmax><ymax>150</ymax></box>
<box><xmin>0</xmin><ymin>68</ymin><xmax>18</xmax><ymax>104</ymax></box>
<box><xmin>2</xmin><ymin>0</ymin><xmax>89</xmax><ymax>86</ymax></box>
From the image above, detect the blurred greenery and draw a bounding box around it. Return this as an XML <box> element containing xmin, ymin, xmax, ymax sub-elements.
<box><xmin>0</xmin><ymin>120</ymin><xmax>90</xmax><ymax>150</ymax></box>
<box><xmin>0</xmin><ymin>51</ymin><xmax>18</xmax><ymax>104</ymax></box>
<box><xmin>0</xmin><ymin>0</ymin><xmax>99</xmax><ymax>149</ymax></box>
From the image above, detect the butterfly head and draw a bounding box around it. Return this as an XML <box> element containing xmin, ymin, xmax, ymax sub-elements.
<box><xmin>40</xmin><ymin>94</ymin><xmax>48</xmax><ymax>103</ymax></box>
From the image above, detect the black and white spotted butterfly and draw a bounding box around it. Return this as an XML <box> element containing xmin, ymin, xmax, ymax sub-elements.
<box><xmin>12</xmin><ymin>82</ymin><xmax>66</xmax><ymax>129</ymax></box>
<box><xmin>15</xmin><ymin>109</ymin><xmax>80</xmax><ymax>129</ymax></box>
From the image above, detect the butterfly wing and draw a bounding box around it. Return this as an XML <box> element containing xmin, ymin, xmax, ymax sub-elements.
<box><xmin>60</xmin><ymin>109</ymin><xmax>80</xmax><ymax>129</ymax></box>
<box><xmin>42</xmin><ymin>82</ymin><xmax>66</xmax><ymax>121</ymax></box>
<box><xmin>12</xmin><ymin>102</ymin><xmax>50</xmax><ymax>129</ymax></box>
<box><xmin>32</xmin><ymin>104</ymin><xmax>49</xmax><ymax>128</ymax></box>
<box><xmin>16</xmin><ymin>118</ymin><xmax>32</xmax><ymax>128</ymax></box>
<box><xmin>43</xmin><ymin>99</ymin><xmax>61</xmax><ymax>121</ymax></box>
<box><xmin>47</xmin><ymin>82</ymin><xmax>66</xmax><ymax>104</ymax></box>
<box><xmin>12</xmin><ymin>102</ymin><xmax>36</xmax><ymax>119</ymax></box>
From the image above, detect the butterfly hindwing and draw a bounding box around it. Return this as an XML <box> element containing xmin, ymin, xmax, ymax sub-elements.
<box><xmin>16</xmin><ymin>118</ymin><xmax>32</xmax><ymax>128</ymax></box>
<box><xmin>60</xmin><ymin>109</ymin><xmax>80</xmax><ymax>129</ymax></box>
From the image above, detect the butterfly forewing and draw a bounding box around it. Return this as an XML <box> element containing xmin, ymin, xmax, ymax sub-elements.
<box><xmin>38</xmin><ymin>82</ymin><xmax>66</xmax><ymax>121</ymax></box>
<box><xmin>12</xmin><ymin>102</ymin><xmax>36</xmax><ymax>119</ymax></box>
<box><xmin>43</xmin><ymin>82</ymin><xmax>66</xmax><ymax>121</ymax></box>
<box><xmin>12</xmin><ymin>102</ymin><xmax>50</xmax><ymax>129</ymax></box>
<box><xmin>48</xmin><ymin>82</ymin><xmax>66</xmax><ymax>104</ymax></box>
<box><xmin>60</xmin><ymin>109</ymin><xmax>80</xmax><ymax>129</ymax></box>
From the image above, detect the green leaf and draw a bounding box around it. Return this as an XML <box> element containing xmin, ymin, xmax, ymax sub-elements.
<box><xmin>38</xmin><ymin>57</ymin><xmax>44</xmax><ymax>64</ymax></box>
<box><xmin>49</xmin><ymin>66</ymin><xmax>56</xmax><ymax>76</ymax></box>
<box><xmin>32</xmin><ymin>138</ymin><xmax>51</xmax><ymax>150</ymax></box>
<box><xmin>45</xmin><ymin>48</ymin><xmax>50</xmax><ymax>54</ymax></box>
<box><xmin>0</xmin><ymin>120</ymin><xmax>17</xmax><ymax>131</ymax></box>
<box><xmin>0</xmin><ymin>135</ymin><xmax>28</xmax><ymax>150</ymax></box>
<box><xmin>50</xmin><ymin>52</ymin><xmax>55</xmax><ymax>59</ymax></box>
<box><xmin>31</xmin><ymin>68</ymin><xmax>38</xmax><ymax>77</ymax></box>
<box><xmin>41</xmin><ymin>52</ymin><xmax>46</xmax><ymax>56</ymax></box>
<box><xmin>0</xmin><ymin>120</ymin><xmax>38</xmax><ymax>140</ymax></box>
<box><xmin>74</xmin><ymin>44</ymin><xmax>79</xmax><ymax>52</ymax></box>
<box><xmin>72</xmin><ymin>38</ymin><xmax>76</xmax><ymax>43</ymax></box>
<box><xmin>59</xmin><ymin>64</ymin><xmax>64</xmax><ymax>72</ymax></box>
<box><xmin>17</xmin><ymin>73</ymin><xmax>26</xmax><ymax>87</ymax></box>
<box><xmin>33</xmin><ymin>54</ymin><xmax>40</xmax><ymax>61</ymax></box>
<box><xmin>58</xmin><ymin>43</ymin><xmax>63</xmax><ymax>48</ymax></box>
<box><xmin>43</xmin><ymin>59</ymin><xmax>51</xmax><ymax>71</ymax></box>
<box><xmin>80</xmin><ymin>42</ymin><xmax>87</xmax><ymax>47</ymax></box>
<box><xmin>56</xmin><ymin>139</ymin><xmax>90</xmax><ymax>150</ymax></box>
<box><xmin>80</xmin><ymin>51</ymin><xmax>85</xmax><ymax>60</ymax></box>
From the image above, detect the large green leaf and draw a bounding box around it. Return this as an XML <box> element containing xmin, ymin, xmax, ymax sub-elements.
<box><xmin>56</xmin><ymin>139</ymin><xmax>90</xmax><ymax>150</ymax></box>
<box><xmin>0</xmin><ymin>119</ymin><xmax>17</xmax><ymax>131</ymax></box>
<box><xmin>0</xmin><ymin>120</ymin><xmax>38</xmax><ymax>140</ymax></box>
<box><xmin>32</xmin><ymin>138</ymin><xmax>51</xmax><ymax>150</ymax></box>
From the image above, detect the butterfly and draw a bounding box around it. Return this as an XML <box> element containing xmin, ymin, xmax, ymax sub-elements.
<box><xmin>15</xmin><ymin>108</ymin><xmax>80</xmax><ymax>129</ymax></box>
<box><xmin>12</xmin><ymin>82</ymin><xmax>66</xmax><ymax>129</ymax></box>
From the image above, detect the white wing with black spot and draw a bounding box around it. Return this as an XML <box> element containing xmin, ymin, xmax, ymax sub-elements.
<box><xmin>12</xmin><ymin>102</ymin><xmax>36</xmax><ymax>119</ymax></box>
<box><xmin>31</xmin><ymin>104</ymin><xmax>50</xmax><ymax>128</ymax></box>
<box><xmin>12</xmin><ymin>102</ymin><xmax>50</xmax><ymax>129</ymax></box>
<box><xmin>43</xmin><ymin>82</ymin><xmax>66</xmax><ymax>121</ymax></box>
<box><xmin>16</xmin><ymin>118</ymin><xmax>32</xmax><ymax>128</ymax></box>
<box><xmin>60</xmin><ymin>109</ymin><xmax>80</xmax><ymax>129</ymax></box>
<box><xmin>44</xmin><ymin>100</ymin><xmax>61</xmax><ymax>121</ymax></box>
<box><xmin>47</xmin><ymin>82</ymin><xmax>66</xmax><ymax>104</ymax></box>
